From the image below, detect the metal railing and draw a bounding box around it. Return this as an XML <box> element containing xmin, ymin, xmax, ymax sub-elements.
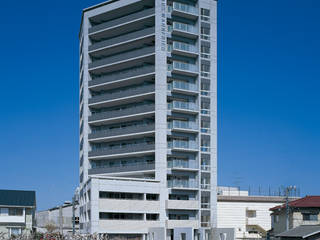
<box><xmin>168</xmin><ymin>101</ymin><xmax>198</xmax><ymax>111</ymax></box>
<box><xmin>168</xmin><ymin>80</ymin><xmax>198</xmax><ymax>92</ymax></box>
<box><xmin>168</xmin><ymin>140</ymin><xmax>198</xmax><ymax>150</ymax></box>
<box><xmin>168</xmin><ymin>179</ymin><xmax>198</xmax><ymax>189</ymax></box>
<box><xmin>167</xmin><ymin>159</ymin><xmax>198</xmax><ymax>169</ymax></box>
<box><xmin>168</xmin><ymin>120</ymin><xmax>198</xmax><ymax>130</ymax></box>
<box><xmin>169</xmin><ymin>22</ymin><xmax>198</xmax><ymax>34</ymax></box>
<box><xmin>173</xmin><ymin>2</ymin><xmax>198</xmax><ymax>15</ymax></box>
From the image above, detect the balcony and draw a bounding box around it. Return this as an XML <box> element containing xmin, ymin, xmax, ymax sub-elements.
<box><xmin>89</xmin><ymin>46</ymin><xmax>155</xmax><ymax>71</ymax></box>
<box><xmin>201</xmin><ymin>165</ymin><xmax>211</xmax><ymax>172</ymax></box>
<box><xmin>201</xmin><ymin>202</ymin><xmax>210</xmax><ymax>209</ymax></box>
<box><xmin>167</xmin><ymin>159</ymin><xmax>198</xmax><ymax>170</ymax></box>
<box><xmin>89</xmin><ymin>8</ymin><xmax>155</xmax><ymax>36</ymax></box>
<box><xmin>168</xmin><ymin>101</ymin><xmax>199</xmax><ymax>114</ymax></box>
<box><xmin>168</xmin><ymin>61</ymin><xmax>198</xmax><ymax>76</ymax></box>
<box><xmin>168</xmin><ymin>140</ymin><xmax>198</xmax><ymax>152</ymax></box>
<box><xmin>168</xmin><ymin>80</ymin><xmax>198</xmax><ymax>96</ymax></box>
<box><xmin>88</xmin><ymin>162</ymin><xmax>155</xmax><ymax>175</ymax></box>
<box><xmin>89</xmin><ymin>84</ymin><xmax>155</xmax><ymax>107</ymax></box>
<box><xmin>201</xmin><ymin>184</ymin><xmax>211</xmax><ymax>190</ymax></box>
<box><xmin>89</xmin><ymin>123</ymin><xmax>155</xmax><ymax>142</ymax></box>
<box><xmin>89</xmin><ymin>27</ymin><xmax>155</xmax><ymax>53</ymax></box>
<box><xmin>170</xmin><ymin>2</ymin><xmax>198</xmax><ymax>20</ymax></box>
<box><xmin>168</xmin><ymin>22</ymin><xmax>198</xmax><ymax>39</ymax></box>
<box><xmin>168</xmin><ymin>120</ymin><xmax>198</xmax><ymax>133</ymax></box>
<box><xmin>89</xmin><ymin>104</ymin><xmax>155</xmax><ymax>124</ymax></box>
<box><xmin>89</xmin><ymin>142</ymin><xmax>155</xmax><ymax>159</ymax></box>
<box><xmin>168</xmin><ymin>41</ymin><xmax>198</xmax><ymax>57</ymax></box>
<box><xmin>89</xmin><ymin>65</ymin><xmax>155</xmax><ymax>90</ymax></box>
<box><xmin>167</xmin><ymin>179</ymin><xmax>198</xmax><ymax>189</ymax></box>
<box><xmin>166</xmin><ymin>200</ymin><xmax>199</xmax><ymax>210</ymax></box>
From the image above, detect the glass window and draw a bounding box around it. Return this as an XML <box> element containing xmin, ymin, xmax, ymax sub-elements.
<box><xmin>10</xmin><ymin>228</ymin><xmax>21</xmax><ymax>236</ymax></box>
<box><xmin>201</xmin><ymin>8</ymin><xmax>210</xmax><ymax>17</ymax></box>
<box><xmin>8</xmin><ymin>208</ymin><xmax>23</xmax><ymax>216</ymax></box>
<box><xmin>201</xmin><ymin>27</ymin><xmax>210</xmax><ymax>35</ymax></box>
<box><xmin>303</xmin><ymin>213</ymin><xmax>318</xmax><ymax>221</ymax></box>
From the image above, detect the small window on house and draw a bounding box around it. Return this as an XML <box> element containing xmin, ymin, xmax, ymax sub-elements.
<box><xmin>181</xmin><ymin>233</ymin><xmax>186</xmax><ymax>240</ymax></box>
<box><xmin>303</xmin><ymin>213</ymin><xmax>318</xmax><ymax>221</ymax></box>
<box><xmin>146</xmin><ymin>194</ymin><xmax>159</xmax><ymax>201</ymax></box>
<box><xmin>8</xmin><ymin>208</ymin><xmax>23</xmax><ymax>216</ymax></box>
<box><xmin>247</xmin><ymin>210</ymin><xmax>256</xmax><ymax>218</ymax></box>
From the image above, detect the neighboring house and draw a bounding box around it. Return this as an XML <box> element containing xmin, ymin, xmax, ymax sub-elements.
<box><xmin>276</xmin><ymin>225</ymin><xmax>320</xmax><ymax>240</ymax></box>
<box><xmin>217</xmin><ymin>187</ymin><xmax>298</xmax><ymax>240</ymax></box>
<box><xmin>269</xmin><ymin>196</ymin><xmax>320</xmax><ymax>237</ymax></box>
<box><xmin>0</xmin><ymin>189</ymin><xmax>36</xmax><ymax>237</ymax></box>
<box><xmin>36</xmin><ymin>201</ymin><xmax>79</xmax><ymax>235</ymax></box>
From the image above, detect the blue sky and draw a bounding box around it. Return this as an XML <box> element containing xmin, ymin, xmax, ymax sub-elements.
<box><xmin>0</xmin><ymin>0</ymin><xmax>319</xmax><ymax>210</ymax></box>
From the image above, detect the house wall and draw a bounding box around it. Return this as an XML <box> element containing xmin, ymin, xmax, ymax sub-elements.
<box><xmin>217</xmin><ymin>200</ymin><xmax>284</xmax><ymax>239</ymax></box>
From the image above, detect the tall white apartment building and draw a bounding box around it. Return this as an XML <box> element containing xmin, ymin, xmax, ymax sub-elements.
<box><xmin>79</xmin><ymin>0</ymin><xmax>217</xmax><ymax>239</ymax></box>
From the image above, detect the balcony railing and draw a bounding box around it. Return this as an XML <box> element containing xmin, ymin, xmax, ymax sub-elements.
<box><xmin>89</xmin><ymin>65</ymin><xmax>155</xmax><ymax>87</ymax></box>
<box><xmin>89</xmin><ymin>46</ymin><xmax>155</xmax><ymax>70</ymax></box>
<box><xmin>201</xmin><ymin>109</ymin><xmax>210</xmax><ymax>115</ymax></box>
<box><xmin>201</xmin><ymin>90</ymin><xmax>210</xmax><ymax>96</ymax></box>
<box><xmin>89</xmin><ymin>84</ymin><xmax>155</xmax><ymax>105</ymax></box>
<box><xmin>168</xmin><ymin>101</ymin><xmax>198</xmax><ymax>112</ymax></box>
<box><xmin>172</xmin><ymin>22</ymin><xmax>198</xmax><ymax>34</ymax></box>
<box><xmin>168</xmin><ymin>120</ymin><xmax>198</xmax><ymax>131</ymax></box>
<box><xmin>89</xmin><ymin>123</ymin><xmax>155</xmax><ymax>140</ymax></box>
<box><xmin>89</xmin><ymin>104</ymin><xmax>155</xmax><ymax>122</ymax></box>
<box><xmin>201</xmin><ymin>165</ymin><xmax>210</xmax><ymax>171</ymax></box>
<box><xmin>89</xmin><ymin>27</ymin><xmax>155</xmax><ymax>52</ymax></box>
<box><xmin>167</xmin><ymin>160</ymin><xmax>198</xmax><ymax>169</ymax></box>
<box><xmin>173</xmin><ymin>2</ymin><xmax>198</xmax><ymax>15</ymax></box>
<box><xmin>169</xmin><ymin>41</ymin><xmax>198</xmax><ymax>54</ymax></box>
<box><xmin>89</xmin><ymin>8</ymin><xmax>155</xmax><ymax>34</ymax></box>
<box><xmin>201</xmin><ymin>184</ymin><xmax>211</xmax><ymax>190</ymax></box>
<box><xmin>201</xmin><ymin>146</ymin><xmax>210</xmax><ymax>152</ymax></box>
<box><xmin>201</xmin><ymin>203</ymin><xmax>210</xmax><ymax>209</ymax></box>
<box><xmin>168</xmin><ymin>140</ymin><xmax>198</xmax><ymax>150</ymax></box>
<box><xmin>168</xmin><ymin>180</ymin><xmax>198</xmax><ymax>189</ymax></box>
<box><xmin>168</xmin><ymin>80</ymin><xmax>198</xmax><ymax>92</ymax></box>
<box><xmin>88</xmin><ymin>162</ymin><xmax>155</xmax><ymax>175</ymax></box>
<box><xmin>201</xmin><ymin>128</ymin><xmax>210</xmax><ymax>134</ymax></box>
<box><xmin>89</xmin><ymin>142</ymin><xmax>155</xmax><ymax>157</ymax></box>
<box><xmin>168</xmin><ymin>61</ymin><xmax>198</xmax><ymax>74</ymax></box>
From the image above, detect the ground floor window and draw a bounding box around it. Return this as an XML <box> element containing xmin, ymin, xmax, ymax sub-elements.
<box><xmin>10</xmin><ymin>228</ymin><xmax>22</xmax><ymax>236</ymax></box>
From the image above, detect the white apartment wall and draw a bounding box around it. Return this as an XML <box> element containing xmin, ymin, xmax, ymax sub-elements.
<box><xmin>217</xmin><ymin>201</ymin><xmax>283</xmax><ymax>239</ymax></box>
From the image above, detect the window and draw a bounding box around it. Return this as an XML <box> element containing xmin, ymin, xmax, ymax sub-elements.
<box><xmin>146</xmin><ymin>194</ymin><xmax>159</xmax><ymax>201</ymax></box>
<box><xmin>201</xmin><ymin>27</ymin><xmax>210</xmax><ymax>40</ymax></box>
<box><xmin>10</xmin><ymin>228</ymin><xmax>21</xmax><ymax>237</ymax></box>
<box><xmin>146</xmin><ymin>214</ymin><xmax>159</xmax><ymax>221</ymax></box>
<box><xmin>99</xmin><ymin>212</ymin><xmax>143</xmax><ymax>220</ymax></box>
<box><xmin>181</xmin><ymin>233</ymin><xmax>186</xmax><ymax>240</ymax></box>
<box><xmin>303</xmin><ymin>213</ymin><xmax>318</xmax><ymax>221</ymax></box>
<box><xmin>8</xmin><ymin>208</ymin><xmax>23</xmax><ymax>216</ymax></box>
<box><xmin>201</xmin><ymin>8</ymin><xmax>210</xmax><ymax>22</ymax></box>
<box><xmin>99</xmin><ymin>191</ymin><xmax>143</xmax><ymax>200</ymax></box>
<box><xmin>247</xmin><ymin>210</ymin><xmax>257</xmax><ymax>218</ymax></box>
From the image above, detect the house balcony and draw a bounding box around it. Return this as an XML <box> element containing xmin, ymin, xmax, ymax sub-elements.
<box><xmin>89</xmin><ymin>27</ymin><xmax>155</xmax><ymax>53</ymax></box>
<box><xmin>88</xmin><ymin>123</ymin><xmax>155</xmax><ymax>142</ymax></box>
<box><xmin>88</xmin><ymin>162</ymin><xmax>155</xmax><ymax>175</ymax></box>
<box><xmin>168</xmin><ymin>80</ymin><xmax>198</xmax><ymax>95</ymax></box>
<box><xmin>168</xmin><ymin>101</ymin><xmax>199</xmax><ymax>114</ymax></box>
<box><xmin>168</xmin><ymin>120</ymin><xmax>198</xmax><ymax>133</ymax></box>
<box><xmin>168</xmin><ymin>22</ymin><xmax>198</xmax><ymax>39</ymax></box>
<box><xmin>89</xmin><ymin>104</ymin><xmax>155</xmax><ymax>124</ymax></box>
<box><xmin>89</xmin><ymin>142</ymin><xmax>155</xmax><ymax>159</ymax></box>
<box><xmin>168</xmin><ymin>2</ymin><xmax>198</xmax><ymax>20</ymax></box>
<box><xmin>89</xmin><ymin>8</ymin><xmax>155</xmax><ymax>40</ymax></box>
<box><xmin>89</xmin><ymin>65</ymin><xmax>155</xmax><ymax>90</ymax></box>
<box><xmin>168</xmin><ymin>140</ymin><xmax>198</xmax><ymax>152</ymax></box>
<box><xmin>168</xmin><ymin>61</ymin><xmax>198</xmax><ymax>76</ymax></box>
<box><xmin>89</xmin><ymin>46</ymin><xmax>155</xmax><ymax>74</ymax></box>
<box><xmin>89</xmin><ymin>84</ymin><xmax>155</xmax><ymax>107</ymax></box>
<box><xmin>166</xmin><ymin>200</ymin><xmax>199</xmax><ymax>210</ymax></box>
<box><xmin>168</xmin><ymin>41</ymin><xmax>198</xmax><ymax>58</ymax></box>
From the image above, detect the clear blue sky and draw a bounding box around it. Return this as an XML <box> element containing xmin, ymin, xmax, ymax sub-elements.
<box><xmin>0</xmin><ymin>0</ymin><xmax>319</xmax><ymax>210</ymax></box>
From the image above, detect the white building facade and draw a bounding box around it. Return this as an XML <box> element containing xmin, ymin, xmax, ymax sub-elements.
<box><xmin>217</xmin><ymin>187</ymin><xmax>289</xmax><ymax>240</ymax></box>
<box><xmin>78</xmin><ymin>0</ymin><xmax>217</xmax><ymax>239</ymax></box>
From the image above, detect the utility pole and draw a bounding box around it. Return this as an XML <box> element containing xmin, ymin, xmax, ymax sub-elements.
<box><xmin>72</xmin><ymin>195</ymin><xmax>75</xmax><ymax>236</ymax></box>
<box><xmin>285</xmin><ymin>186</ymin><xmax>296</xmax><ymax>231</ymax></box>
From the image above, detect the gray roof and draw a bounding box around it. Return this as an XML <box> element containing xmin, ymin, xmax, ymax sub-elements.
<box><xmin>277</xmin><ymin>225</ymin><xmax>320</xmax><ymax>238</ymax></box>
<box><xmin>0</xmin><ymin>189</ymin><xmax>36</xmax><ymax>207</ymax></box>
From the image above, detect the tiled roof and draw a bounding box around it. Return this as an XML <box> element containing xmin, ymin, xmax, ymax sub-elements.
<box><xmin>270</xmin><ymin>196</ymin><xmax>320</xmax><ymax>211</ymax></box>
<box><xmin>0</xmin><ymin>189</ymin><xmax>36</xmax><ymax>207</ymax></box>
<box><xmin>276</xmin><ymin>225</ymin><xmax>320</xmax><ymax>238</ymax></box>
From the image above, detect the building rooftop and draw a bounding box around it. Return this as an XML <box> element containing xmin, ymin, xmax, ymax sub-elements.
<box><xmin>270</xmin><ymin>196</ymin><xmax>320</xmax><ymax>211</ymax></box>
<box><xmin>0</xmin><ymin>189</ymin><xmax>36</xmax><ymax>207</ymax></box>
<box><xmin>276</xmin><ymin>225</ymin><xmax>320</xmax><ymax>238</ymax></box>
